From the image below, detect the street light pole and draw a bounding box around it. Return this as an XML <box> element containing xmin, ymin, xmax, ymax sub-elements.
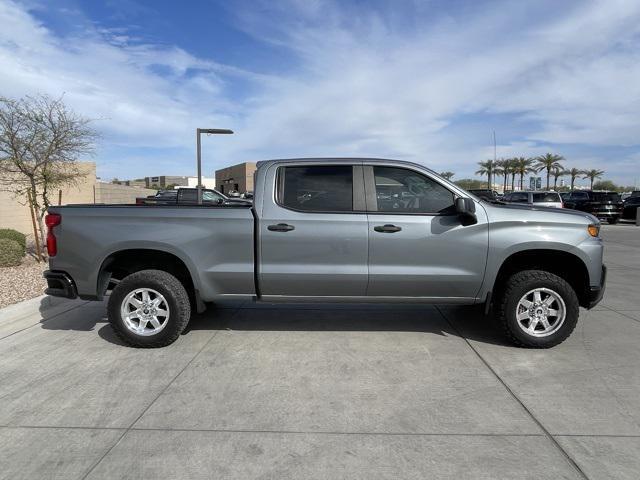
<box><xmin>196</xmin><ymin>128</ymin><xmax>234</xmax><ymax>204</ymax></box>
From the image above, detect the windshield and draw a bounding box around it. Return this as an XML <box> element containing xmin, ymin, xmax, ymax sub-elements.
<box><xmin>532</xmin><ymin>192</ymin><xmax>561</xmax><ymax>202</ymax></box>
<box><xmin>591</xmin><ymin>192</ymin><xmax>621</xmax><ymax>202</ymax></box>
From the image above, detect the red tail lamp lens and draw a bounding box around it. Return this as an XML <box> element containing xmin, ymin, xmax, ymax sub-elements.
<box><xmin>45</xmin><ymin>213</ymin><xmax>61</xmax><ymax>256</ymax></box>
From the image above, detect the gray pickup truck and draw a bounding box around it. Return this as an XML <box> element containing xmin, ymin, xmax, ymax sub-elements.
<box><xmin>44</xmin><ymin>158</ymin><xmax>606</xmax><ymax>348</ymax></box>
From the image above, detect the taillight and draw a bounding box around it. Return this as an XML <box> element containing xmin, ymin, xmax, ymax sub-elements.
<box><xmin>45</xmin><ymin>213</ymin><xmax>61</xmax><ymax>257</ymax></box>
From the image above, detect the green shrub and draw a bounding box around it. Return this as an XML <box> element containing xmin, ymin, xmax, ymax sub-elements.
<box><xmin>0</xmin><ymin>229</ymin><xmax>26</xmax><ymax>251</ymax></box>
<box><xmin>0</xmin><ymin>238</ymin><xmax>24</xmax><ymax>267</ymax></box>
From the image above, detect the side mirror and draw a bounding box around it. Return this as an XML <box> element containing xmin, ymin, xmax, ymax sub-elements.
<box><xmin>455</xmin><ymin>197</ymin><xmax>477</xmax><ymax>225</ymax></box>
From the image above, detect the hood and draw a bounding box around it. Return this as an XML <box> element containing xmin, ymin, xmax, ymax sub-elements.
<box><xmin>483</xmin><ymin>201</ymin><xmax>599</xmax><ymax>224</ymax></box>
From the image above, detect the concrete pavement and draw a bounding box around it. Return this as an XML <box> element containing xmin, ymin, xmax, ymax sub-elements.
<box><xmin>0</xmin><ymin>225</ymin><xmax>638</xmax><ymax>479</ymax></box>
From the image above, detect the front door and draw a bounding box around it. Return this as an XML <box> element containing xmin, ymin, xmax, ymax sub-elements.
<box><xmin>365</xmin><ymin>165</ymin><xmax>488</xmax><ymax>300</ymax></box>
<box><xmin>259</xmin><ymin>163</ymin><xmax>369</xmax><ymax>297</ymax></box>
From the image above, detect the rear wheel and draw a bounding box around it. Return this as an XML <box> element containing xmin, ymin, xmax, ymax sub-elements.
<box><xmin>496</xmin><ymin>270</ymin><xmax>579</xmax><ymax>348</ymax></box>
<box><xmin>107</xmin><ymin>269</ymin><xmax>191</xmax><ymax>347</ymax></box>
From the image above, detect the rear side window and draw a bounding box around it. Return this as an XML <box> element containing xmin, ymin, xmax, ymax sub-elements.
<box><xmin>373</xmin><ymin>166</ymin><xmax>454</xmax><ymax>214</ymax></box>
<box><xmin>532</xmin><ymin>192</ymin><xmax>561</xmax><ymax>202</ymax></box>
<box><xmin>179</xmin><ymin>190</ymin><xmax>197</xmax><ymax>202</ymax></box>
<box><xmin>279</xmin><ymin>166</ymin><xmax>353</xmax><ymax>212</ymax></box>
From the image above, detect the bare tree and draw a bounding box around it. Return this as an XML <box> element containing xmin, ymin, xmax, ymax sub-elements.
<box><xmin>0</xmin><ymin>94</ymin><xmax>97</xmax><ymax>254</ymax></box>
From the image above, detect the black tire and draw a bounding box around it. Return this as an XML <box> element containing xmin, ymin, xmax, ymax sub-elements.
<box><xmin>608</xmin><ymin>217</ymin><xmax>619</xmax><ymax>225</ymax></box>
<box><xmin>107</xmin><ymin>269</ymin><xmax>191</xmax><ymax>348</ymax></box>
<box><xmin>496</xmin><ymin>270</ymin><xmax>579</xmax><ymax>348</ymax></box>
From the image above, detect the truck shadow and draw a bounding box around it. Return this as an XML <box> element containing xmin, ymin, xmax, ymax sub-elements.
<box><xmin>179</xmin><ymin>303</ymin><xmax>512</xmax><ymax>347</ymax></box>
<box><xmin>36</xmin><ymin>299</ymin><xmax>511</xmax><ymax>348</ymax></box>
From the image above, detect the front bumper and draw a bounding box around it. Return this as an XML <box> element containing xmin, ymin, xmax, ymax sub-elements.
<box><xmin>590</xmin><ymin>209</ymin><xmax>622</xmax><ymax>218</ymax></box>
<box><xmin>43</xmin><ymin>270</ymin><xmax>78</xmax><ymax>299</ymax></box>
<box><xmin>586</xmin><ymin>265</ymin><xmax>606</xmax><ymax>309</ymax></box>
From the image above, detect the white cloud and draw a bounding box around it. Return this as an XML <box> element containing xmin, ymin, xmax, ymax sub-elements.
<box><xmin>0</xmin><ymin>0</ymin><xmax>241</xmax><ymax>149</ymax></box>
<box><xmin>0</xmin><ymin>0</ymin><xmax>639</xmax><ymax>184</ymax></box>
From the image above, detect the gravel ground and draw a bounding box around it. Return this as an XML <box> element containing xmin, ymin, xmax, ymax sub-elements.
<box><xmin>0</xmin><ymin>257</ymin><xmax>47</xmax><ymax>309</ymax></box>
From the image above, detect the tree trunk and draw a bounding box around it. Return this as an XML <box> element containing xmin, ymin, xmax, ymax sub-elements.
<box><xmin>27</xmin><ymin>190</ymin><xmax>43</xmax><ymax>262</ymax></box>
<box><xmin>28</xmin><ymin>181</ymin><xmax>46</xmax><ymax>257</ymax></box>
<box><xmin>546</xmin><ymin>168</ymin><xmax>550</xmax><ymax>190</ymax></box>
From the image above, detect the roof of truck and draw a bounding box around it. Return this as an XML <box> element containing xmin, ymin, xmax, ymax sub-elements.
<box><xmin>255</xmin><ymin>157</ymin><xmax>436</xmax><ymax>172</ymax></box>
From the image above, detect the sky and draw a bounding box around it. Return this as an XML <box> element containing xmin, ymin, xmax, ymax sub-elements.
<box><xmin>1</xmin><ymin>0</ymin><xmax>639</xmax><ymax>187</ymax></box>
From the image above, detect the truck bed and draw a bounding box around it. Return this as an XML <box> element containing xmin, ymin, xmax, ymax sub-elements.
<box><xmin>48</xmin><ymin>204</ymin><xmax>256</xmax><ymax>301</ymax></box>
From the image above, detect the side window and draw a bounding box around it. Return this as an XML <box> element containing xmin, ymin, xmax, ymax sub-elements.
<box><xmin>509</xmin><ymin>192</ymin><xmax>529</xmax><ymax>203</ymax></box>
<box><xmin>202</xmin><ymin>190</ymin><xmax>224</xmax><ymax>203</ymax></box>
<box><xmin>571</xmin><ymin>191</ymin><xmax>587</xmax><ymax>200</ymax></box>
<box><xmin>179</xmin><ymin>189</ymin><xmax>197</xmax><ymax>202</ymax></box>
<box><xmin>279</xmin><ymin>165</ymin><xmax>353</xmax><ymax>212</ymax></box>
<box><xmin>373</xmin><ymin>166</ymin><xmax>455</xmax><ymax>214</ymax></box>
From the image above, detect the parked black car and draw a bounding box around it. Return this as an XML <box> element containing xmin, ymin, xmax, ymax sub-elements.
<box><xmin>622</xmin><ymin>195</ymin><xmax>640</xmax><ymax>220</ymax></box>
<box><xmin>136</xmin><ymin>188</ymin><xmax>250</xmax><ymax>206</ymax></box>
<box><xmin>468</xmin><ymin>189</ymin><xmax>499</xmax><ymax>201</ymax></box>
<box><xmin>562</xmin><ymin>190</ymin><xmax>623</xmax><ymax>224</ymax></box>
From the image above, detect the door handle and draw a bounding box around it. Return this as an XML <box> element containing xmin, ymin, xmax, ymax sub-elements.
<box><xmin>374</xmin><ymin>224</ymin><xmax>402</xmax><ymax>233</ymax></box>
<box><xmin>268</xmin><ymin>223</ymin><xmax>295</xmax><ymax>232</ymax></box>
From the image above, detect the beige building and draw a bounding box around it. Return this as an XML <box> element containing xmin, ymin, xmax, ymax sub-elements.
<box><xmin>145</xmin><ymin>175</ymin><xmax>190</xmax><ymax>189</ymax></box>
<box><xmin>0</xmin><ymin>162</ymin><xmax>155</xmax><ymax>239</ymax></box>
<box><xmin>215</xmin><ymin>162</ymin><xmax>257</xmax><ymax>195</ymax></box>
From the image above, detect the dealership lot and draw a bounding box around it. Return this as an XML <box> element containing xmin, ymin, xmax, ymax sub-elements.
<box><xmin>0</xmin><ymin>225</ymin><xmax>638</xmax><ymax>479</ymax></box>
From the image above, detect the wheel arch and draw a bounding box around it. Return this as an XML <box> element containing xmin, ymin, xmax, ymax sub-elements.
<box><xmin>97</xmin><ymin>247</ymin><xmax>205</xmax><ymax>312</ymax></box>
<box><xmin>491</xmin><ymin>249</ymin><xmax>591</xmax><ymax>308</ymax></box>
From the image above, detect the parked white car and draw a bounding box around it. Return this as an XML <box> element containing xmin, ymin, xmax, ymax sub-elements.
<box><xmin>503</xmin><ymin>191</ymin><xmax>564</xmax><ymax>208</ymax></box>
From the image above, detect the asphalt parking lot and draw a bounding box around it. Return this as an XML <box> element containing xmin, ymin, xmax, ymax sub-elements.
<box><xmin>0</xmin><ymin>225</ymin><xmax>639</xmax><ymax>479</ymax></box>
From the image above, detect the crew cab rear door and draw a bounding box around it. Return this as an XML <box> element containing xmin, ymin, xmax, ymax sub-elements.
<box><xmin>258</xmin><ymin>162</ymin><xmax>369</xmax><ymax>297</ymax></box>
<box><xmin>364</xmin><ymin>164</ymin><xmax>488</xmax><ymax>300</ymax></box>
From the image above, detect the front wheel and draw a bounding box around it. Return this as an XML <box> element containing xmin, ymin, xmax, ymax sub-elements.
<box><xmin>496</xmin><ymin>270</ymin><xmax>579</xmax><ymax>348</ymax></box>
<box><xmin>107</xmin><ymin>269</ymin><xmax>191</xmax><ymax>347</ymax></box>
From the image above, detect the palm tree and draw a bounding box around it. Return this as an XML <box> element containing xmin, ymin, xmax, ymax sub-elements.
<box><xmin>494</xmin><ymin>161</ymin><xmax>505</xmax><ymax>192</ymax></box>
<box><xmin>551</xmin><ymin>166</ymin><xmax>567</xmax><ymax>190</ymax></box>
<box><xmin>583</xmin><ymin>169</ymin><xmax>605</xmax><ymax>189</ymax></box>
<box><xmin>439</xmin><ymin>171</ymin><xmax>455</xmax><ymax>180</ymax></box>
<box><xmin>535</xmin><ymin>153</ymin><xmax>565</xmax><ymax>190</ymax></box>
<box><xmin>513</xmin><ymin>157</ymin><xmax>535</xmax><ymax>190</ymax></box>
<box><xmin>568</xmin><ymin>168</ymin><xmax>584</xmax><ymax>190</ymax></box>
<box><xmin>475</xmin><ymin>160</ymin><xmax>497</xmax><ymax>189</ymax></box>
<box><xmin>510</xmin><ymin>159</ymin><xmax>518</xmax><ymax>191</ymax></box>
<box><xmin>497</xmin><ymin>158</ymin><xmax>512</xmax><ymax>193</ymax></box>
